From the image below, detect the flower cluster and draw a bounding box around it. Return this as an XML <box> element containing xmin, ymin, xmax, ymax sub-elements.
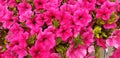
<box><xmin>0</xmin><ymin>0</ymin><xmax>120</xmax><ymax>58</ymax></box>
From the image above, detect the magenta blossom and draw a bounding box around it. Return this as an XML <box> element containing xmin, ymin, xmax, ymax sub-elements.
<box><xmin>17</xmin><ymin>1</ymin><xmax>32</xmax><ymax>14</ymax></box>
<box><xmin>73</xmin><ymin>9</ymin><xmax>92</xmax><ymax>27</ymax></box>
<box><xmin>66</xmin><ymin>44</ymin><xmax>87</xmax><ymax>58</ymax></box>
<box><xmin>96</xmin><ymin>38</ymin><xmax>106</xmax><ymax>49</ymax></box>
<box><xmin>56</xmin><ymin>25</ymin><xmax>72</xmax><ymax>42</ymax></box>
<box><xmin>96</xmin><ymin>8</ymin><xmax>111</xmax><ymax>20</ymax></box>
<box><xmin>110</xmin><ymin>48</ymin><xmax>120</xmax><ymax>58</ymax></box>
<box><xmin>29</xmin><ymin>45</ymin><xmax>50</xmax><ymax>58</ymax></box>
<box><xmin>81</xmin><ymin>27</ymin><xmax>94</xmax><ymax>47</ymax></box>
<box><xmin>103</xmin><ymin>23</ymin><xmax>117</xmax><ymax>29</ymax></box>
<box><xmin>106</xmin><ymin>29</ymin><xmax>120</xmax><ymax>49</ymax></box>
<box><xmin>1</xmin><ymin>50</ymin><xmax>16</xmax><ymax>58</ymax></box>
<box><xmin>49</xmin><ymin>53</ymin><xmax>61</xmax><ymax>58</ymax></box>
<box><xmin>19</xmin><ymin>10</ymin><xmax>33</xmax><ymax>22</ymax></box>
<box><xmin>82</xmin><ymin>0</ymin><xmax>96</xmax><ymax>11</ymax></box>
<box><xmin>35</xmin><ymin>31</ymin><xmax>56</xmax><ymax>50</ymax></box>
<box><xmin>101</xmin><ymin>1</ymin><xmax>116</xmax><ymax>12</ymax></box>
<box><xmin>34</xmin><ymin>0</ymin><xmax>48</xmax><ymax>9</ymax></box>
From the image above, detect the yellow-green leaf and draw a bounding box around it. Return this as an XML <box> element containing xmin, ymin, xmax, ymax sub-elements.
<box><xmin>24</xmin><ymin>54</ymin><xmax>32</xmax><ymax>58</ymax></box>
<box><xmin>109</xmin><ymin>0</ymin><xmax>115</xmax><ymax>2</ymax></box>
<box><xmin>52</xmin><ymin>19</ymin><xmax>60</xmax><ymax>28</ymax></box>
<box><xmin>96</xmin><ymin>18</ymin><xmax>105</xmax><ymax>25</ymax></box>
<box><xmin>56</xmin><ymin>37</ymin><xmax>62</xmax><ymax>45</ymax></box>
<box><xmin>93</xmin><ymin>26</ymin><xmax>102</xmax><ymax>34</ymax></box>
<box><xmin>27</xmin><ymin>35</ymin><xmax>36</xmax><ymax>46</ymax></box>
<box><xmin>16</xmin><ymin>0</ymin><xmax>21</xmax><ymax>3</ymax></box>
<box><xmin>74</xmin><ymin>34</ymin><xmax>84</xmax><ymax>48</ymax></box>
<box><xmin>107</xmin><ymin>12</ymin><xmax>116</xmax><ymax>24</ymax></box>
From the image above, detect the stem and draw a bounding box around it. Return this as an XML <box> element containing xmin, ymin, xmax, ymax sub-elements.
<box><xmin>96</xmin><ymin>47</ymin><xmax>100</xmax><ymax>58</ymax></box>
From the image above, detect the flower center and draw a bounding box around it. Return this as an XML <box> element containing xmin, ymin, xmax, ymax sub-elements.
<box><xmin>79</xmin><ymin>16</ymin><xmax>82</xmax><ymax>20</ymax></box>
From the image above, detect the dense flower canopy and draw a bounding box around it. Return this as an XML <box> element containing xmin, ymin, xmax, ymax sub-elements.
<box><xmin>0</xmin><ymin>0</ymin><xmax>120</xmax><ymax>58</ymax></box>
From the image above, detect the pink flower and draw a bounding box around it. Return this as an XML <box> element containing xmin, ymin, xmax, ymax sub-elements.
<box><xmin>48</xmin><ymin>0</ymin><xmax>61</xmax><ymax>5</ymax></box>
<box><xmin>88</xmin><ymin>45</ymin><xmax>95</xmax><ymax>54</ymax></box>
<box><xmin>30</xmin><ymin>27</ymin><xmax>42</xmax><ymax>35</ymax></box>
<box><xmin>103</xmin><ymin>23</ymin><xmax>117</xmax><ymax>29</ymax></box>
<box><xmin>35</xmin><ymin>31</ymin><xmax>56</xmax><ymax>50</ymax></box>
<box><xmin>110</xmin><ymin>48</ymin><xmax>120</xmax><ymax>58</ymax></box>
<box><xmin>7</xmin><ymin>0</ymin><xmax>17</xmax><ymax>7</ymax></box>
<box><xmin>45</xmin><ymin>0</ymin><xmax>61</xmax><ymax>8</ymax></box>
<box><xmin>19</xmin><ymin>10</ymin><xmax>33</xmax><ymax>22</ymax></box>
<box><xmin>6</xmin><ymin>31</ymin><xmax>29</xmax><ymax>58</ymax></box>
<box><xmin>107</xmin><ymin>36</ymin><xmax>120</xmax><ymax>48</ymax></box>
<box><xmin>59</xmin><ymin>12</ymin><xmax>72</xmax><ymax>26</ymax></box>
<box><xmin>44</xmin><ymin>26</ymin><xmax>57</xmax><ymax>35</ymax></box>
<box><xmin>43</xmin><ymin>2</ymin><xmax>59</xmax><ymax>10</ymax></box>
<box><xmin>66</xmin><ymin>44</ymin><xmax>87</xmax><ymax>58</ymax></box>
<box><xmin>7</xmin><ymin>33</ymin><xmax>28</xmax><ymax>48</ymax></box>
<box><xmin>11</xmin><ymin>46</ymin><xmax>28</xmax><ymax>58</ymax></box>
<box><xmin>17</xmin><ymin>1</ymin><xmax>32</xmax><ymax>14</ymax></box>
<box><xmin>96</xmin><ymin>38</ymin><xmax>106</xmax><ymax>49</ymax></box>
<box><xmin>56</xmin><ymin>25</ymin><xmax>72</xmax><ymax>42</ymax></box>
<box><xmin>70</xmin><ymin>20</ymin><xmax>81</xmax><ymax>37</ymax></box>
<box><xmin>67</xmin><ymin>0</ymin><xmax>77</xmax><ymax>4</ymax></box>
<box><xmin>0</xmin><ymin>0</ymin><xmax>7</xmax><ymax>5</ymax></box>
<box><xmin>0</xmin><ymin>4</ymin><xmax>7</xmax><ymax>21</ymax></box>
<box><xmin>96</xmin><ymin>8</ymin><xmax>111</xmax><ymax>20</ymax></box>
<box><xmin>35</xmin><ymin>14</ymin><xmax>47</xmax><ymax>27</ymax></box>
<box><xmin>82</xmin><ymin>0</ymin><xmax>96</xmax><ymax>10</ymax></box>
<box><xmin>34</xmin><ymin>0</ymin><xmax>47</xmax><ymax>9</ymax></box>
<box><xmin>29</xmin><ymin>45</ymin><xmax>50</xmax><ymax>58</ymax></box>
<box><xmin>44</xmin><ymin>8</ymin><xmax>60</xmax><ymax>25</ymax></box>
<box><xmin>81</xmin><ymin>27</ymin><xmax>94</xmax><ymax>47</ymax></box>
<box><xmin>96</xmin><ymin>0</ymin><xmax>107</xmax><ymax>5</ymax></box>
<box><xmin>117</xmin><ymin>4</ymin><xmax>120</xmax><ymax>12</ymax></box>
<box><xmin>1</xmin><ymin>50</ymin><xmax>16</xmax><ymax>58</ymax></box>
<box><xmin>49</xmin><ymin>53</ymin><xmax>61</xmax><ymax>58</ymax></box>
<box><xmin>2</xmin><ymin>16</ymin><xmax>18</xmax><ymax>29</ymax></box>
<box><xmin>73</xmin><ymin>9</ymin><xmax>92</xmax><ymax>27</ymax></box>
<box><xmin>101</xmin><ymin>1</ymin><xmax>116</xmax><ymax>12</ymax></box>
<box><xmin>0</xmin><ymin>46</ymin><xmax>2</xmax><ymax>50</ymax></box>
<box><xmin>60</xmin><ymin>3</ymin><xmax>77</xmax><ymax>15</ymax></box>
<box><xmin>26</xmin><ymin>17</ymin><xmax>39</xmax><ymax>29</ymax></box>
<box><xmin>0</xmin><ymin>0</ymin><xmax>120</xmax><ymax>58</ymax></box>
<box><xmin>106</xmin><ymin>29</ymin><xmax>120</xmax><ymax>48</ymax></box>
<box><xmin>85</xmin><ymin>55</ymin><xmax>96</xmax><ymax>58</ymax></box>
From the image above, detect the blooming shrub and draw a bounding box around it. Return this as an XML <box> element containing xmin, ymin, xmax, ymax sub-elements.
<box><xmin>0</xmin><ymin>0</ymin><xmax>120</xmax><ymax>58</ymax></box>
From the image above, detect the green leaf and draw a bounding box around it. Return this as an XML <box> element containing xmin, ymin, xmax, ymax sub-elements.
<box><xmin>39</xmin><ymin>9</ymin><xmax>45</xmax><ymax>13</ymax></box>
<box><xmin>96</xmin><ymin>34</ymin><xmax>100</xmax><ymax>38</ymax></box>
<box><xmin>16</xmin><ymin>0</ymin><xmax>21</xmax><ymax>3</ymax></box>
<box><xmin>56</xmin><ymin>45</ymin><xmax>64</xmax><ymax>53</ymax></box>
<box><xmin>102</xmin><ymin>29</ymin><xmax>114</xmax><ymax>39</ymax></box>
<box><xmin>56</xmin><ymin>37</ymin><xmax>62</xmax><ymax>45</ymax></box>
<box><xmin>27</xmin><ymin>35</ymin><xmax>36</xmax><ymax>47</ymax></box>
<box><xmin>52</xmin><ymin>19</ymin><xmax>60</xmax><ymax>28</ymax></box>
<box><xmin>107</xmin><ymin>12</ymin><xmax>116</xmax><ymax>24</ymax></box>
<box><xmin>102</xmin><ymin>32</ymin><xmax>107</xmax><ymax>38</ymax></box>
<box><xmin>8</xmin><ymin>7</ymin><xmax>18</xmax><ymax>16</ymax></box>
<box><xmin>110</xmin><ymin>12</ymin><xmax>116</xmax><ymax>19</ymax></box>
<box><xmin>62</xmin><ymin>0</ymin><xmax>68</xmax><ymax>4</ymax></box>
<box><xmin>96</xmin><ymin>18</ymin><xmax>105</xmax><ymax>25</ymax></box>
<box><xmin>74</xmin><ymin>34</ymin><xmax>84</xmax><ymax>48</ymax></box>
<box><xmin>24</xmin><ymin>54</ymin><xmax>32</xmax><ymax>58</ymax></box>
<box><xmin>93</xmin><ymin>26</ymin><xmax>102</xmax><ymax>34</ymax></box>
<box><xmin>109</xmin><ymin>0</ymin><xmax>115</xmax><ymax>2</ymax></box>
<box><xmin>26</xmin><ymin>0</ymin><xmax>33</xmax><ymax>2</ymax></box>
<box><xmin>1</xmin><ymin>45</ymin><xmax>6</xmax><ymax>52</ymax></box>
<box><xmin>95</xmin><ymin>45</ymin><xmax>101</xmax><ymax>58</ymax></box>
<box><xmin>21</xmin><ymin>22</ymin><xmax>26</xmax><ymax>26</ymax></box>
<box><xmin>93</xmin><ymin>26</ymin><xmax>102</xmax><ymax>38</ymax></box>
